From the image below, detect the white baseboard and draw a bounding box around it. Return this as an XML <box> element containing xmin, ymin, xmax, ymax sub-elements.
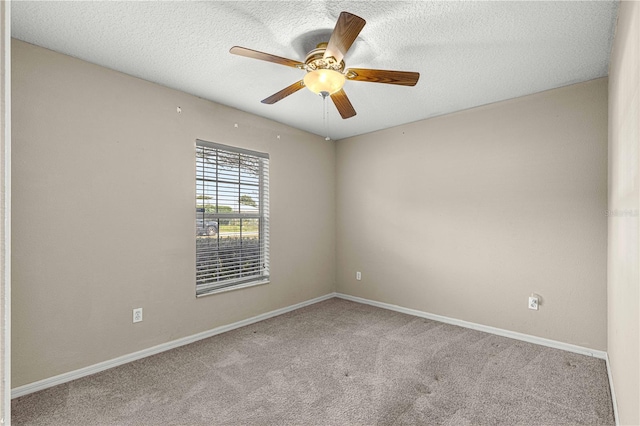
<box><xmin>335</xmin><ymin>293</ymin><xmax>607</xmax><ymax>359</ymax></box>
<box><xmin>11</xmin><ymin>292</ymin><xmax>336</xmax><ymax>399</ymax></box>
<box><xmin>13</xmin><ymin>291</ymin><xmax>610</xmax><ymax>400</ymax></box>
<box><xmin>605</xmin><ymin>353</ymin><xmax>620</xmax><ymax>425</ymax></box>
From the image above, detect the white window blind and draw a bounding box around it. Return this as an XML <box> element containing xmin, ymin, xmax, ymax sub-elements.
<box><xmin>195</xmin><ymin>140</ymin><xmax>269</xmax><ymax>296</ymax></box>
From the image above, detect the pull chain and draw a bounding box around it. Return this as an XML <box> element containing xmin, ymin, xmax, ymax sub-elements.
<box><xmin>321</xmin><ymin>91</ymin><xmax>330</xmax><ymax>141</ymax></box>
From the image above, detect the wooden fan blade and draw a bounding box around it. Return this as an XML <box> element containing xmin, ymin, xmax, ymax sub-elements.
<box><xmin>345</xmin><ymin>68</ymin><xmax>420</xmax><ymax>86</ymax></box>
<box><xmin>230</xmin><ymin>46</ymin><xmax>304</xmax><ymax>68</ymax></box>
<box><xmin>261</xmin><ymin>80</ymin><xmax>305</xmax><ymax>104</ymax></box>
<box><xmin>330</xmin><ymin>89</ymin><xmax>356</xmax><ymax>119</ymax></box>
<box><xmin>324</xmin><ymin>12</ymin><xmax>366</xmax><ymax>64</ymax></box>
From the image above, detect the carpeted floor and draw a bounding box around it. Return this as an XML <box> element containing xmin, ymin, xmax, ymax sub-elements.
<box><xmin>12</xmin><ymin>298</ymin><xmax>614</xmax><ymax>425</ymax></box>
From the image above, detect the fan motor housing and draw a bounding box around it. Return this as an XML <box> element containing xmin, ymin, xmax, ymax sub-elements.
<box><xmin>303</xmin><ymin>42</ymin><xmax>345</xmax><ymax>73</ymax></box>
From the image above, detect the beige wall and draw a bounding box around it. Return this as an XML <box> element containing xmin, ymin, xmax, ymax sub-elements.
<box><xmin>336</xmin><ymin>78</ymin><xmax>608</xmax><ymax>351</ymax></box>
<box><xmin>1</xmin><ymin>1</ymin><xmax>10</xmax><ymax>421</ymax></box>
<box><xmin>11</xmin><ymin>40</ymin><xmax>336</xmax><ymax>388</ymax></box>
<box><xmin>608</xmin><ymin>1</ymin><xmax>640</xmax><ymax>424</ymax></box>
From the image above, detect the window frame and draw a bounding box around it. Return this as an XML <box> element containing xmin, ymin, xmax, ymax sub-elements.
<box><xmin>195</xmin><ymin>139</ymin><xmax>269</xmax><ymax>297</ymax></box>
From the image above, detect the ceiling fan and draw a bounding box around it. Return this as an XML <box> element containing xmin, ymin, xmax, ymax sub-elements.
<box><xmin>230</xmin><ymin>11</ymin><xmax>420</xmax><ymax>119</ymax></box>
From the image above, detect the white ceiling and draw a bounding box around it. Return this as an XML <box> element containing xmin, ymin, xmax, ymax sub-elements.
<box><xmin>12</xmin><ymin>1</ymin><xmax>619</xmax><ymax>140</ymax></box>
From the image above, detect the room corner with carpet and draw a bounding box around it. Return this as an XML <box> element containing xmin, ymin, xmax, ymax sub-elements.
<box><xmin>6</xmin><ymin>1</ymin><xmax>640</xmax><ymax>425</ymax></box>
<box><xmin>11</xmin><ymin>298</ymin><xmax>615</xmax><ymax>425</ymax></box>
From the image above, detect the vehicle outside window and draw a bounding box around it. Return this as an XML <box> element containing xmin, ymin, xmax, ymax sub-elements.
<box><xmin>196</xmin><ymin>217</ymin><xmax>218</xmax><ymax>236</ymax></box>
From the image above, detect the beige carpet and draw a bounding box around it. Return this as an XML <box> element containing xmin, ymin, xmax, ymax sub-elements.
<box><xmin>12</xmin><ymin>298</ymin><xmax>614</xmax><ymax>425</ymax></box>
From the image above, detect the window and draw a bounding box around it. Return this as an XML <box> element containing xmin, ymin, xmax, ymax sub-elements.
<box><xmin>195</xmin><ymin>140</ymin><xmax>269</xmax><ymax>296</ymax></box>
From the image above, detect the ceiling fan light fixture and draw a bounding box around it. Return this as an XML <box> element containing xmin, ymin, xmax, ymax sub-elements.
<box><xmin>303</xmin><ymin>69</ymin><xmax>346</xmax><ymax>95</ymax></box>
<box><xmin>230</xmin><ymin>11</ymin><xmax>419</xmax><ymax>119</ymax></box>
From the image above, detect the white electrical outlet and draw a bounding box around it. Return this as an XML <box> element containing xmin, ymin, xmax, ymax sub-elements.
<box><xmin>356</xmin><ymin>271</ymin><xmax>362</xmax><ymax>281</ymax></box>
<box><xmin>133</xmin><ymin>308</ymin><xmax>143</xmax><ymax>323</ymax></box>
<box><xmin>528</xmin><ymin>296</ymin><xmax>539</xmax><ymax>310</ymax></box>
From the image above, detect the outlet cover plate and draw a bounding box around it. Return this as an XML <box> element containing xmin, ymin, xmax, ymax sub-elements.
<box><xmin>133</xmin><ymin>308</ymin><xmax>143</xmax><ymax>323</ymax></box>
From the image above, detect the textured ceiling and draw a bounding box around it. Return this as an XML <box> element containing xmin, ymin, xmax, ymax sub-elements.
<box><xmin>12</xmin><ymin>1</ymin><xmax>619</xmax><ymax>140</ymax></box>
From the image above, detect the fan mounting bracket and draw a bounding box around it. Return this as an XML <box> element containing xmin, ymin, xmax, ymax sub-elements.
<box><xmin>345</xmin><ymin>70</ymin><xmax>358</xmax><ymax>79</ymax></box>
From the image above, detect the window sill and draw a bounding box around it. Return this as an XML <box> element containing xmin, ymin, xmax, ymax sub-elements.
<box><xmin>196</xmin><ymin>279</ymin><xmax>270</xmax><ymax>298</ymax></box>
